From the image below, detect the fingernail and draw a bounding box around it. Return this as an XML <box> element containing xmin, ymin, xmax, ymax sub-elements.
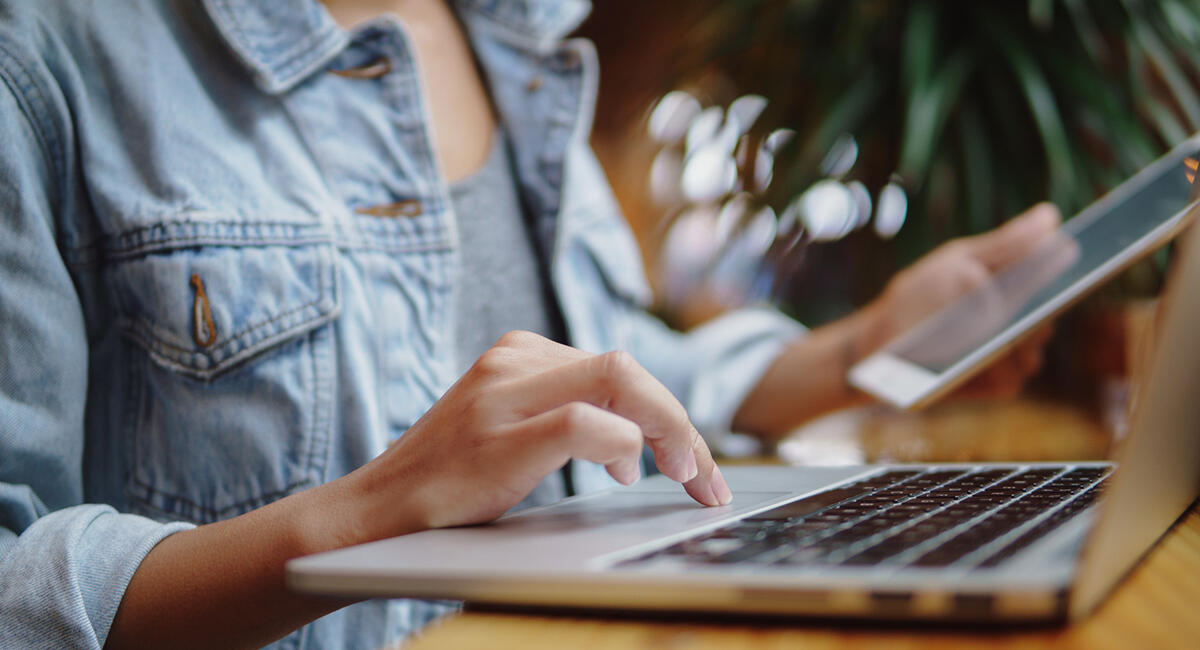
<box><xmin>710</xmin><ymin>465</ymin><xmax>732</xmax><ymax>505</ymax></box>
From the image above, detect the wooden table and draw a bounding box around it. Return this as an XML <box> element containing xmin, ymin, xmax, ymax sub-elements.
<box><xmin>402</xmin><ymin>399</ymin><xmax>1200</xmax><ymax>650</ymax></box>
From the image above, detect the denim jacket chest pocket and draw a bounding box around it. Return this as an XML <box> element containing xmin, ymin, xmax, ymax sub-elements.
<box><xmin>105</xmin><ymin>222</ymin><xmax>341</xmax><ymax>523</ymax></box>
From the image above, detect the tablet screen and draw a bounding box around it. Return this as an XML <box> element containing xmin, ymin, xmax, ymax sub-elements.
<box><xmin>854</xmin><ymin>141</ymin><xmax>1200</xmax><ymax>407</ymax></box>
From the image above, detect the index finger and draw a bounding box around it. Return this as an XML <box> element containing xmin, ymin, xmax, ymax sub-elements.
<box><xmin>680</xmin><ymin>431</ymin><xmax>733</xmax><ymax>507</ymax></box>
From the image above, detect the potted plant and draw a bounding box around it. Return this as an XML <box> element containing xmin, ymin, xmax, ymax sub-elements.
<box><xmin>585</xmin><ymin>0</ymin><xmax>1200</xmax><ymax>414</ymax></box>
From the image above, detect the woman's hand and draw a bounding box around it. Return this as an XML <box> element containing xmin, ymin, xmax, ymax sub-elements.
<box><xmin>857</xmin><ymin>202</ymin><xmax>1068</xmax><ymax>399</ymax></box>
<box><xmin>734</xmin><ymin>203</ymin><xmax>1069</xmax><ymax>438</ymax></box>
<box><xmin>349</xmin><ymin>331</ymin><xmax>732</xmax><ymax>537</ymax></box>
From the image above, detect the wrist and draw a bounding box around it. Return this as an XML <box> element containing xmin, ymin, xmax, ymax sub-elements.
<box><xmin>847</xmin><ymin>296</ymin><xmax>889</xmax><ymax>363</ymax></box>
<box><xmin>284</xmin><ymin>460</ymin><xmax>429</xmax><ymax>556</ymax></box>
<box><xmin>335</xmin><ymin>450</ymin><xmax>433</xmax><ymax>545</ymax></box>
<box><xmin>832</xmin><ymin>305</ymin><xmax>886</xmax><ymax>407</ymax></box>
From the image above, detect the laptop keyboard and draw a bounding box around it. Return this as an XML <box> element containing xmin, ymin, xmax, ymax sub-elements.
<box><xmin>621</xmin><ymin>465</ymin><xmax>1110</xmax><ymax>571</ymax></box>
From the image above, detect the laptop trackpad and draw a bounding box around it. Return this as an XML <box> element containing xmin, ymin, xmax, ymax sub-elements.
<box><xmin>391</xmin><ymin>490</ymin><xmax>787</xmax><ymax>572</ymax></box>
<box><xmin>498</xmin><ymin>490</ymin><xmax>793</xmax><ymax>534</ymax></box>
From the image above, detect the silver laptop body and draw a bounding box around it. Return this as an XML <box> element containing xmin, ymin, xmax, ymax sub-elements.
<box><xmin>288</xmin><ymin>217</ymin><xmax>1200</xmax><ymax>624</ymax></box>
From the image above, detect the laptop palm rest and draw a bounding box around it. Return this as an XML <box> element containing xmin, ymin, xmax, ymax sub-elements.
<box><xmin>288</xmin><ymin>467</ymin><xmax>868</xmax><ymax>592</ymax></box>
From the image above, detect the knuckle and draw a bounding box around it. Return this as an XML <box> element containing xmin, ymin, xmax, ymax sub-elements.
<box><xmin>610</xmin><ymin>422</ymin><xmax>645</xmax><ymax>458</ymax></box>
<box><xmin>621</xmin><ymin>433</ymin><xmax>644</xmax><ymax>457</ymax></box>
<box><xmin>596</xmin><ymin>349</ymin><xmax>638</xmax><ymax>382</ymax></box>
<box><xmin>661</xmin><ymin>410</ymin><xmax>696</xmax><ymax>447</ymax></box>
<box><xmin>951</xmin><ymin>242</ymin><xmax>981</xmax><ymax>268</ymax></box>
<box><xmin>940</xmin><ymin>240</ymin><xmax>968</xmax><ymax>260</ymax></box>
<box><xmin>958</xmin><ymin>264</ymin><xmax>989</xmax><ymax>292</ymax></box>
<box><xmin>473</xmin><ymin>346</ymin><xmax>511</xmax><ymax>375</ymax></box>
<box><xmin>558</xmin><ymin>401</ymin><xmax>597</xmax><ymax>431</ymax></box>
<box><xmin>681</xmin><ymin>410</ymin><xmax>699</xmax><ymax>439</ymax></box>
<box><xmin>618</xmin><ymin>417</ymin><xmax>644</xmax><ymax>445</ymax></box>
<box><xmin>495</xmin><ymin>329</ymin><xmax>541</xmax><ymax>349</ymax></box>
<box><xmin>686</xmin><ymin>424</ymin><xmax>703</xmax><ymax>452</ymax></box>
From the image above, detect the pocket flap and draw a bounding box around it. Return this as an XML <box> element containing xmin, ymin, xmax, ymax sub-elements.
<box><xmin>111</xmin><ymin>242</ymin><xmax>340</xmax><ymax>379</ymax></box>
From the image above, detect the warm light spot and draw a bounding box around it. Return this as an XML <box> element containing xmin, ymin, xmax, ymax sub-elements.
<box><xmin>1185</xmin><ymin>157</ymin><xmax>1199</xmax><ymax>172</ymax></box>
<box><xmin>1188</xmin><ymin>171</ymin><xmax>1196</xmax><ymax>185</ymax></box>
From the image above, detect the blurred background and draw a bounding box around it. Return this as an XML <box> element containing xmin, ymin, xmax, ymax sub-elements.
<box><xmin>577</xmin><ymin>0</ymin><xmax>1200</xmax><ymax>463</ymax></box>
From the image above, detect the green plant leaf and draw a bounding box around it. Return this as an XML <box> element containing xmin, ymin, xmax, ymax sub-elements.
<box><xmin>901</xmin><ymin>1</ymin><xmax>937</xmax><ymax>96</ymax></box>
<box><xmin>1045</xmin><ymin>52</ymin><xmax>1158</xmax><ymax>168</ymax></box>
<box><xmin>1164</xmin><ymin>0</ymin><xmax>1200</xmax><ymax>42</ymax></box>
<box><xmin>657</xmin><ymin>0</ymin><xmax>1200</xmax><ymax>316</ymax></box>
<box><xmin>1029</xmin><ymin>0</ymin><xmax>1055</xmax><ymax>31</ymax></box>
<box><xmin>1142</xmin><ymin>98</ymin><xmax>1190</xmax><ymax>147</ymax></box>
<box><xmin>959</xmin><ymin>103</ymin><xmax>995</xmax><ymax>234</ymax></box>
<box><xmin>897</xmin><ymin>53</ymin><xmax>972</xmax><ymax>185</ymax></box>
<box><xmin>1064</xmin><ymin>0</ymin><xmax>1110</xmax><ymax>65</ymax></box>
<box><xmin>978</xmin><ymin>68</ymin><xmax>1040</xmax><ymax>219</ymax></box>
<box><xmin>990</xmin><ymin>22</ymin><xmax>1077</xmax><ymax>207</ymax></box>
<box><xmin>1158</xmin><ymin>0</ymin><xmax>1200</xmax><ymax>53</ymax></box>
<box><xmin>1122</xmin><ymin>0</ymin><xmax>1200</xmax><ymax>131</ymax></box>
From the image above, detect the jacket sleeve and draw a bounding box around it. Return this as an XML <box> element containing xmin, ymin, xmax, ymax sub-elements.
<box><xmin>626</xmin><ymin>304</ymin><xmax>806</xmax><ymax>444</ymax></box>
<box><xmin>0</xmin><ymin>52</ymin><xmax>192</xmax><ymax>649</ymax></box>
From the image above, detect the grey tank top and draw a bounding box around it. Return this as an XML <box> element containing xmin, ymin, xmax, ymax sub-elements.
<box><xmin>449</xmin><ymin>129</ymin><xmax>571</xmax><ymax>505</ymax></box>
<box><xmin>449</xmin><ymin>129</ymin><xmax>566</xmax><ymax>371</ymax></box>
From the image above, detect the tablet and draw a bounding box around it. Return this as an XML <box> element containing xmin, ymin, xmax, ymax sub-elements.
<box><xmin>849</xmin><ymin>135</ymin><xmax>1200</xmax><ymax>410</ymax></box>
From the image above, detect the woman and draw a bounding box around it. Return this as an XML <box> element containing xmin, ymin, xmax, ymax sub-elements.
<box><xmin>0</xmin><ymin>1</ymin><xmax>1055</xmax><ymax>647</ymax></box>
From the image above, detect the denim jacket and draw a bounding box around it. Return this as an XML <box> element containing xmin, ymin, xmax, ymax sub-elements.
<box><xmin>0</xmin><ymin>1</ymin><xmax>803</xmax><ymax>647</ymax></box>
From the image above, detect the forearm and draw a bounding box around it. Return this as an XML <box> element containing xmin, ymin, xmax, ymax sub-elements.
<box><xmin>731</xmin><ymin>306</ymin><xmax>881</xmax><ymax>441</ymax></box>
<box><xmin>105</xmin><ymin>472</ymin><xmax>418</xmax><ymax>650</ymax></box>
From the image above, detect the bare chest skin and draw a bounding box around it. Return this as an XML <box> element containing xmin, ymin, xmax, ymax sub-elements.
<box><xmin>321</xmin><ymin>0</ymin><xmax>497</xmax><ymax>183</ymax></box>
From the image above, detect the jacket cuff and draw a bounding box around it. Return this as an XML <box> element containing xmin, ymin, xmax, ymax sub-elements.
<box><xmin>0</xmin><ymin>505</ymin><xmax>193</xmax><ymax>648</ymax></box>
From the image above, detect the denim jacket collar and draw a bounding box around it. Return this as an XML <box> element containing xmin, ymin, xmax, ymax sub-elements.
<box><xmin>200</xmin><ymin>0</ymin><xmax>591</xmax><ymax>94</ymax></box>
<box><xmin>454</xmin><ymin>0</ymin><xmax>592</xmax><ymax>52</ymax></box>
<box><xmin>200</xmin><ymin>0</ymin><xmax>347</xmax><ymax>94</ymax></box>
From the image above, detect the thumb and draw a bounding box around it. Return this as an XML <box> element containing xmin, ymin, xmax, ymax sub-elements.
<box><xmin>965</xmin><ymin>203</ymin><xmax>1061</xmax><ymax>272</ymax></box>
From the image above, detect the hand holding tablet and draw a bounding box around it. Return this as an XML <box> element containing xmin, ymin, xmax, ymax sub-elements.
<box><xmin>851</xmin><ymin>136</ymin><xmax>1200</xmax><ymax>409</ymax></box>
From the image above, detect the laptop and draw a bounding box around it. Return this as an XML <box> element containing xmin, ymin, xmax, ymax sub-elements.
<box><xmin>287</xmin><ymin>177</ymin><xmax>1200</xmax><ymax>626</ymax></box>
